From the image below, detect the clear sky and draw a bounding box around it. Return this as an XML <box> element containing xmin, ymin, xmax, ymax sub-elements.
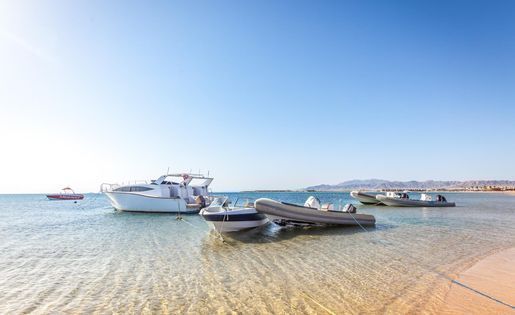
<box><xmin>1</xmin><ymin>0</ymin><xmax>514</xmax><ymax>193</ymax></box>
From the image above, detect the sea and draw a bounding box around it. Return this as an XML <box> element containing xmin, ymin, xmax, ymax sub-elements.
<box><xmin>0</xmin><ymin>192</ymin><xmax>514</xmax><ymax>314</ymax></box>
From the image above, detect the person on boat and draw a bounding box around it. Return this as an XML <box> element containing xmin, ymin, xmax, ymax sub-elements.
<box><xmin>436</xmin><ymin>195</ymin><xmax>447</xmax><ymax>202</ymax></box>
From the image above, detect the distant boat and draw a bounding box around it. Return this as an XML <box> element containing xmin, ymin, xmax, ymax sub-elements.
<box><xmin>46</xmin><ymin>187</ymin><xmax>84</xmax><ymax>200</ymax></box>
<box><xmin>376</xmin><ymin>193</ymin><xmax>455</xmax><ymax>207</ymax></box>
<box><xmin>350</xmin><ymin>191</ymin><xmax>384</xmax><ymax>205</ymax></box>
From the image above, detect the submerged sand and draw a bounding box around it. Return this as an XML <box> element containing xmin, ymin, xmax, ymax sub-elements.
<box><xmin>442</xmin><ymin>247</ymin><xmax>515</xmax><ymax>314</ymax></box>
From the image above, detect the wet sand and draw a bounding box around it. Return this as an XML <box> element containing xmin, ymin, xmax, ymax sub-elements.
<box><xmin>442</xmin><ymin>247</ymin><xmax>515</xmax><ymax>314</ymax></box>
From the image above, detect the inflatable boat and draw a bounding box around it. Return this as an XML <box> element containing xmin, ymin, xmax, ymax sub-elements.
<box><xmin>254</xmin><ymin>197</ymin><xmax>375</xmax><ymax>226</ymax></box>
<box><xmin>350</xmin><ymin>191</ymin><xmax>384</xmax><ymax>205</ymax></box>
<box><xmin>376</xmin><ymin>193</ymin><xmax>455</xmax><ymax>207</ymax></box>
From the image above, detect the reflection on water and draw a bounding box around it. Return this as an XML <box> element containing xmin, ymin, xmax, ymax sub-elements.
<box><xmin>0</xmin><ymin>192</ymin><xmax>514</xmax><ymax>313</ymax></box>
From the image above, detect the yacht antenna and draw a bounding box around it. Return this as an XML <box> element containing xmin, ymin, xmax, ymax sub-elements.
<box><xmin>167</xmin><ymin>166</ymin><xmax>170</xmax><ymax>174</ymax></box>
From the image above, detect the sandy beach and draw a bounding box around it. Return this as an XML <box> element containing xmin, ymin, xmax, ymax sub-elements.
<box><xmin>442</xmin><ymin>247</ymin><xmax>515</xmax><ymax>314</ymax></box>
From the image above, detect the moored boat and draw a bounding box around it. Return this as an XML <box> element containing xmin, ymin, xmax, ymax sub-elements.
<box><xmin>350</xmin><ymin>191</ymin><xmax>384</xmax><ymax>205</ymax></box>
<box><xmin>255</xmin><ymin>197</ymin><xmax>375</xmax><ymax>226</ymax></box>
<box><xmin>46</xmin><ymin>187</ymin><xmax>84</xmax><ymax>200</ymax></box>
<box><xmin>376</xmin><ymin>193</ymin><xmax>455</xmax><ymax>207</ymax></box>
<box><xmin>101</xmin><ymin>173</ymin><xmax>213</xmax><ymax>213</ymax></box>
<box><xmin>199</xmin><ymin>197</ymin><xmax>269</xmax><ymax>232</ymax></box>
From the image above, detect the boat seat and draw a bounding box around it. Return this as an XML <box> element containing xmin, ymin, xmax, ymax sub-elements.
<box><xmin>320</xmin><ymin>203</ymin><xmax>334</xmax><ymax>211</ymax></box>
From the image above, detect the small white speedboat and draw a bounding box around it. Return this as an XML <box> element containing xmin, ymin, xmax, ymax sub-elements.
<box><xmin>350</xmin><ymin>191</ymin><xmax>383</xmax><ymax>205</ymax></box>
<box><xmin>376</xmin><ymin>193</ymin><xmax>455</xmax><ymax>207</ymax></box>
<box><xmin>255</xmin><ymin>197</ymin><xmax>375</xmax><ymax>227</ymax></box>
<box><xmin>199</xmin><ymin>197</ymin><xmax>269</xmax><ymax>233</ymax></box>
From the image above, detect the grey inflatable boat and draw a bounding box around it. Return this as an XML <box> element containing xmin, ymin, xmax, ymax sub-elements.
<box><xmin>376</xmin><ymin>193</ymin><xmax>455</xmax><ymax>207</ymax></box>
<box><xmin>254</xmin><ymin>198</ymin><xmax>376</xmax><ymax>226</ymax></box>
<box><xmin>350</xmin><ymin>191</ymin><xmax>384</xmax><ymax>205</ymax></box>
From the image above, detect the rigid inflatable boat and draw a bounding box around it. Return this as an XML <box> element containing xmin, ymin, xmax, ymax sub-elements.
<box><xmin>376</xmin><ymin>193</ymin><xmax>455</xmax><ymax>207</ymax></box>
<box><xmin>350</xmin><ymin>191</ymin><xmax>383</xmax><ymax>205</ymax></box>
<box><xmin>254</xmin><ymin>197</ymin><xmax>375</xmax><ymax>226</ymax></box>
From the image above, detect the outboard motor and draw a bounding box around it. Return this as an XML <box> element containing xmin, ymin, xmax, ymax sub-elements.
<box><xmin>342</xmin><ymin>204</ymin><xmax>357</xmax><ymax>213</ymax></box>
<box><xmin>195</xmin><ymin>195</ymin><xmax>206</xmax><ymax>208</ymax></box>
<box><xmin>304</xmin><ymin>196</ymin><xmax>321</xmax><ymax>209</ymax></box>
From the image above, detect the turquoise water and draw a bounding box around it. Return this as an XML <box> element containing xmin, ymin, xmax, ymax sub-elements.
<box><xmin>0</xmin><ymin>192</ymin><xmax>514</xmax><ymax>313</ymax></box>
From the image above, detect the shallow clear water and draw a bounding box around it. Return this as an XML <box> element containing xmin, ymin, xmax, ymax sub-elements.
<box><xmin>0</xmin><ymin>192</ymin><xmax>514</xmax><ymax>314</ymax></box>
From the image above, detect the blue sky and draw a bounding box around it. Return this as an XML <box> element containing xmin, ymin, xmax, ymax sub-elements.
<box><xmin>1</xmin><ymin>0</ymin><xmax>514</xmax><ymax>193</ymax></box>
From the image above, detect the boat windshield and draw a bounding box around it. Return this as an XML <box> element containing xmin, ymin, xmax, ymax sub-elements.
<box><xmin>233</xmin><ymin>197</ymin><xmax>256</xmax><ymax>208</ymax></box>
<box><xmin>210</xmin><ymin>197</ymin><xmax>229</xmax><ymax>207</ymax></box>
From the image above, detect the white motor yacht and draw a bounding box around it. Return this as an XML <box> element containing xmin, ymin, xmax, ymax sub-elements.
<box><xmin>101</xmin><ymin>173</ymin><xmax>213</xmax><ymax>213</ymax></box>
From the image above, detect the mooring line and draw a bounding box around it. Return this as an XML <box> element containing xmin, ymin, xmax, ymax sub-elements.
<box><xmin>301</xmin><ymin>291</ymin><xmax>337</xmax><ymax>315</ymax></box>
<box><xmin>451</xmin><ymin>279</ymin><xmax>514</xmax><ymax>309</ymax></box>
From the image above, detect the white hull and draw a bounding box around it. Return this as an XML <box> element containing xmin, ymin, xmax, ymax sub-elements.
<box><xmin>199</xmin><ymin>202</ymin><xmax>269</xmax><ymax>233</ymax></box>
<box><xmin>350</xmin><ymin>191</ymin><xmax>383</xmax><ymax>205</ymax></box>
<box><xmin>105</xmin><ymin>192</ymin><xmax>199</xmax><ymax>213</ymax></box>
<box><xmin>206</xmin><ymin>219</ymin><xmax>269</xmax><ymax>233</ymax></box>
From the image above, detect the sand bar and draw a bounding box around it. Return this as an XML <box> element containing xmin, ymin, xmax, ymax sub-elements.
<box><xmin>442</xmin><ymin>247</ymin><xmax>515</xmax><ymax>314</ymax></box>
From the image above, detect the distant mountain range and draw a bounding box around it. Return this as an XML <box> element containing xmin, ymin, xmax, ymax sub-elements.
<box><xmin>304</xmin><ymin>179</ymin><xmax>515</xmax><ymax>191</ymax></box>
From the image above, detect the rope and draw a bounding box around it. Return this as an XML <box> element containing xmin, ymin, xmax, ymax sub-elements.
<box><xmin>217</xmin><ymin>208</ymin><xmax>229</xmax><ymax>242</ymax></box>
<box><xmin>301</xmin><ymin>292</ymin><xmax>337</xmax><ymax>315</ymax></box>
<box><xmin>451</xmin><ymin>279</ymin><xmax>514</xmax><ymax>309</ymax></box>
<box><xmin>347</xmin><ymin>211</ymin><xmax>368</xmax><ymax>233</ymax></box>
<box><xmin>176</xmin><ymin>201</ymin><xmax>183</xmax><ymax>220</ymax></box>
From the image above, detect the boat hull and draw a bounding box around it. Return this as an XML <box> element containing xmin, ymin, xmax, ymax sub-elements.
<box><xmin>255</xmin><ymin>198</ymin><xmax>375</xmax><ymax>226</ymax></box>
<box><xmin>350</xmin><ymin>191</ymin><xmax>383</xmax><ymax>205</ymax></box>
<box><xmin>104</xmin><ymin>192</ymin><xmax>198</xmax><ymax>213</ymax></box>
<box><xmin>200</xmin><ymin>207</ymin><xmax>269</xmax><ymax>232</ymax></box>
<box><xmin>47</xmin><ymin>194</ymin><xmax>84</xmax><ymax>200</ymax></box>
<box><xmin>375</xmin><ymin>195</ymin><xmax>455</xmax><ymax>207</ymax></box>
<box><xmin>202</xmin><ymin>213</ymin><xmax>269</xmax><ymax>232</ymax></box>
